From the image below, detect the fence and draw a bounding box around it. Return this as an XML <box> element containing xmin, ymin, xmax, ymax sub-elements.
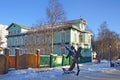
<box><xmin>40</xmin><ymin>54</ymin><xmax>70</xmax><ymax>68</ymax></box>
<box><xmin>40</xmin><ymin>54</ymin><xmax>91</xmax><ymax>68</ymax></box>
<box><xmin>14</xmin><ymin>49</ymin><xmax>40</xmax><ymax>69</ymax></box>
<box><xmin>0</xmin><ymin>48</ymin><xmax>40</xmax><ymax>74</ymax></box>
<box><xmin>0</xmin><ymin>54</ymin><xmax>8</xmax><ymax>74</ymax></box>
<box><xmin>0</xmin><ymin>48</ymin><xmax>91</xmax><ymax>74</ymax></box>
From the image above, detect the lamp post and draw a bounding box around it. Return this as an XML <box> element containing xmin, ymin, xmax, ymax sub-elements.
<box><xmin>51</xmin><ymin>25</ymin><xmax>53</xmax><ymax>54</ymax></box>
<box><xmin>51</xmin><ymin>23</ymin><xmax>54</xmax><ymax>54</ymax></box>
<box><xmin>109</xmin><ymin>44</ymin><xmax>112</xmax><ymax>67</ymax></box>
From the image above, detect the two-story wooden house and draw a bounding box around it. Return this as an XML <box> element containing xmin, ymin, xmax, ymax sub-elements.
<box><xmin>6</xmin><ymin>18</ymin><xmax>93</xmax><ymax>58</ymax></box>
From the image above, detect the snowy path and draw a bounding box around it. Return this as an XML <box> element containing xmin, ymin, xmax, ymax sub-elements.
<box><xmin>0</xmin><ymin>60</ymin><xmax>120</xmax><ymax>80</ymax></box>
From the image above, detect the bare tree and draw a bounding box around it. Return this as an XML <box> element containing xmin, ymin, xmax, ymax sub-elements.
<box><xmin>46</xmin><ymin>0</ymin><xmax>66</xmax><ymax>53</ymax></box>
<box><xmin>25</xmin><ymin>0</ymin><xmax>66</xmax><ymax>55</ymax></box>
<box><xmin>95</xmin><ymin>22</ymin><xmax>119</xmax><ymax>60</ymax></box>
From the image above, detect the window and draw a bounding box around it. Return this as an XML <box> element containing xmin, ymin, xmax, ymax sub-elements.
<box><xmin>20</xmin><ymin>37</ymin><xmax>23</xmax><ymax>45</ymax></box>
<box><xmin>79</xmin><ymin>33</ymin><xmax>84</xmax><ymax>43</ymax></box>
<box><xmin>17</xmin><ymin>30</ymin><xmax>20</xmax><ymax>34</ymax></box>
<box><xmin>14</xmin><ymin>30</ymin><xmax>16</xmax><ymax>34</ymax></box>
<box><xmin>9</xmin><ymin>31</ymin><xmax>11</xmax><ymax>35</ymax></box>
<box><xmin>9</xmin><ymin>38</ymin><xmax>12</xmax><ymax>46</ymax></box>
<box><xmin>74</xmin><ymin>33</ymin><xmax>77</xmax><ymax>42</ymax></box>
<box><xmin>10</xmin><ymin>31</ymin><xmax>12</xmax><ymax>35</ymax></box>
<box><xmin>88</xmin><ymin>34</ymin><xmax>91</xmax><ymax>44</ymax></box>
<box><xmin>30</xmin><ymin>35</ymin><xmax>34</xmax><ymax>43</ymax></box>
<box><xmin>61</xmin><ymin>47</ymin><xmax>65</xmax><ymax>55</ymax></box>
<box><xmin>9</xmin><ymin>49</ymin><xmax>12</xmax><ymax>55</ymax></box>
<box><xmin>15</xmin><ymin>37</ymin><xmax>18</xmax><ymax>46</ymax></box>
<box><xmin>61</xmin><ymin>30</ymin><xmax>65</xmax><ymax>45</ymax></box>
<box><xmin>36</xmin><ymin>35</ymin><xmax>39</xmax><ymax>44</ymax></box>
<box><xmin>41</xmin><ymin>48</ymin><xmax>45</xmax><ymax>55</ymax></box>
<box><xmin>34</xmin><ymin>36</ymin><xmax>36</xmax><ymax>44</ymax></box>
<box><xmin>20</xmin><ymin>49</ymin><xmax>25</xmax><ymax>54</ymax></box>
<box><xmin>25</xmin><ymin>36</ymin><xmax>28</xmax><ymax>45</ymax></box>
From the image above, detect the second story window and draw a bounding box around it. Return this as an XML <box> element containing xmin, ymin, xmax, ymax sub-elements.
<box><xmin>74</xmin><ymin>33</ymin><xmax>77</xmax><ymax>42</ymax></box>
<box><xmin>9</xmin><ymin>31</ymin><xmax>11</xmax><ymax>35</ymax></box>
<box><xmin>17</xmin><ymin>30</ymin><xmax>20</xmax><ymax>34</ymax></box>
<box><xmin>24</xmin><ymin>36</ymin><xmax>27</xmax><ymax>45</ymax></box>
<box><xmin>9</xmin><ymin>38</ymin><xmax>12</xmax><ymax>46</ymax></box>
<box><xmin>14</xmin><ymin>30</ymin><xmax>16</xmax><ymax>34</ymax></box>
<box><xmin>15</xmin><ymin>37</ymin><xmax>18</xmax><ymax>46</ymax></box>
<box><xmin>88</xmin><ymin>34</ymin><xmax>91</xmax><ymax>44</ymax></box>
<box><xmin>11</xmin><ymin>31</ymin><xmax>13</xmax><ymax>35</ymax></box>
<box><xmin>8</xmin><ymin>38</ymin><xmax>12</xmax><ymax>46</ymax></box>
<box><xmin>79</xmin><ymin>33</ymin><xmax>84</xmax><ymax>43</ymax></box>
<box><xmin>20</xmin><ymin>36</ymin><xmax>23</xmax><ymax>45</ymax></box>
<box><xmin>61</xmin><ymin>30</ymin><xmax>65</xmax><ymax>45</ymax></box>
<box><xmin>9</xmin><ymin>31</ymin><xmax>12</xmax><ymax>35</ymax></box>
<box><xmin>61</xmin><ymin>47</ymin><xmax>65</xmax><ymax>55</ymax></box>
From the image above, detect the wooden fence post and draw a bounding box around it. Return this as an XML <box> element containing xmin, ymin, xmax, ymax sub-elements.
<box><xmin>4</xmin><ymin>48</ymin><xmax>10</xmax><ymax>72</ymax></box>
<box><xmin>15</xmin><ymin>48</ymin><xmax>20</xmax><ymax>70</ymax></box>
<box><xmin>36</xmin><ymin>49</ymin><xmax>40</xmax><ymax>68</ymax></box>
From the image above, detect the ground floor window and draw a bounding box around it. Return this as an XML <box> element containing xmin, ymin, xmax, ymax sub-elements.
<box><xmin>61</xmin><ymin>47</ymin><xmax>65</xmax><ymax>55</ymax></box>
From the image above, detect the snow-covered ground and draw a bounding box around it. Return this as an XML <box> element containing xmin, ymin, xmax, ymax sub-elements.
<box><xmin>0</xmin><ymin>60</ymin><xmax>120</xmax><ymax>80</ymax></box>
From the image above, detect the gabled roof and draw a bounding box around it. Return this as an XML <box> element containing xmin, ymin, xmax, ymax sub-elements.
<box><xmin>63</xmin><ymin>18</ymin><xmax>86</xmax><ymax>24</ymax></box>
<box><xmin>64</xmin><ymin>19</ymin><xmax>80</xmax><ymax>24</ymax></box>
<box><xmin>6</xmin><ymin>23</ymin><xmax>31</xmax><ymax>30</ymax></box>
<box><xmin>31</xmin><ymin>18</ymin><xmax>88</xmax><ymax>32</ymax></box>
<box><xmin>33</xmin><ymin>18</ymin><xmax>86</xmax><ymax>28</ymax></box>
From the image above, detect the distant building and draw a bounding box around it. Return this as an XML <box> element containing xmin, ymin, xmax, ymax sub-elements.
<box><xmin>0</xmin><ymin>24</ymin><xmax>8</xmax><ymax>54</ymax></box>
<box><xmin>6</xmin><ymin>18</ymin><xmax>93</xmax><ymax>58</ymax></box>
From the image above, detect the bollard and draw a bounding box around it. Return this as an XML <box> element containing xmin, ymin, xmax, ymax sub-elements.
<box><xmin>50</xmin><ymin>54</ymin><xmax>53</xmax><ymax>68</ymax></box>
<box><xmin>36</xmin><ymin>49</ymin><xmax>40</xmax><ymax>68</ymax></box>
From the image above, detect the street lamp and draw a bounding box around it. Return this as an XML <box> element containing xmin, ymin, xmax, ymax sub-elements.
<box><xmin>109</xmin><ymin>44</ymin><xmax>112</xmax><ymax>67</ymax></box>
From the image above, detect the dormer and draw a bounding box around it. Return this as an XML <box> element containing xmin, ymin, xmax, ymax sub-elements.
<box><xmin>65</xmin><ymin>17</ymin><xmax>87</xmax><ymax>31</ymax></box>
<box><xmin>79</xmin><ymin>18</ymin><xmax>87</xmax><ymax>31</ymax></box>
